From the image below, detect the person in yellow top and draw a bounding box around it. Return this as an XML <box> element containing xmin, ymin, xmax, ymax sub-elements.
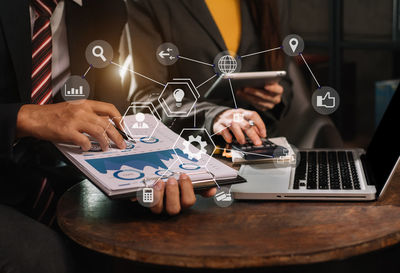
<box><xmin>127</xmin><ymin>0</ymin><xmax>292</xmax><ymax>146</ymax></box>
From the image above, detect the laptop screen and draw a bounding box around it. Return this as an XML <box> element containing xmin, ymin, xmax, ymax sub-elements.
<box><xmin>366</xmin><ymin>85</ymin><xmax>400</xmax><ymax>195</ymax></box>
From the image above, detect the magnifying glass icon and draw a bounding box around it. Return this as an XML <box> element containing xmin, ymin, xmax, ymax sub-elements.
<box><xmin>92</xmin><ymin>45</ymin><xmax>106</xmax><ymax>62</ymax></box>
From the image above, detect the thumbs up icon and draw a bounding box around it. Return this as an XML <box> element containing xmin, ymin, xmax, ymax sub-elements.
<box><xmin>316</xmin><ymin>92</ymin><xmax>336</xmax><ymax>108</ymax></box>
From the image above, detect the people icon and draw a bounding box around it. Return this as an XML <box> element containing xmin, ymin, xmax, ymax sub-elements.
<box><xmin>132</xmin><ymin>112</ymin><xmax>149</xmax><ymax>129</ymax></box>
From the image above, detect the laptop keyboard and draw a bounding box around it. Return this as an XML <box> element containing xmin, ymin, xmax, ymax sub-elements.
<box><xmin>293</xmin><ymin>151</ymin><xmax>361</xmax><ymax>190</ymax></box>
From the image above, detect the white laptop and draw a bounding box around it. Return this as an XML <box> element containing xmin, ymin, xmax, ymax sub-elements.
<box><xmin>231</xmin><ymin>86</ymin><xmax>399</xmax><ymax>201</ymax></box>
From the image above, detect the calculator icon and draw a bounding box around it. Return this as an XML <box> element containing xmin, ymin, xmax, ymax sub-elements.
<box><xmin>142</xmin><ymin>188</ymin><xmax>154</xmax><ymax>203</ymax></box>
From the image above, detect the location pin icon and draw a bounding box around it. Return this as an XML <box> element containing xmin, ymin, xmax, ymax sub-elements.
<box><xmin>289</xmin><ymin>38</ymin><xmax>299</xmax><ymax>53</ymax></box>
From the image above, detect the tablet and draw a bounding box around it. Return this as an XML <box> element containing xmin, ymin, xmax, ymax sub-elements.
<box><xmin>222</xmin><ymin>71</ymin><xmax>287</xmax><ymax>81</ymax></box>
<box><xmin>205</xmin><ymin>71</ymin><xmax>287</xmax><ymax>98</ymax></box>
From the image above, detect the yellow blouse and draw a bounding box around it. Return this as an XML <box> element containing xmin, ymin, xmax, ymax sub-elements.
<box><xmin>205</xmin><ymin>0</ymin><xmax>242</xmax><ymax>54</ymax></box>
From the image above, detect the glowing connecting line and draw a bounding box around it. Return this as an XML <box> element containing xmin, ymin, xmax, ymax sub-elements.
<box><xmin>299</xmin><ymin>53</ymin><xmax>321</xmax><ymax>89</ymax></box>
<box><xmin>210</xmin><ymin>124</ymin><xmax>232</xmax><ymax>137</ymax></box>
<box><xmin>110</xmin><ymin>61</ymin><xmax>166</xmax><ymax>87</ymax></box>
<box><xmin>196</xmin><ymin>74</ymin><xmax>217</xmax><ymax>89</ymax></box>
<box><xmin>82</xmin><ymin>65</ymin><xmax>92</xmax><ymax>78</ymax></box>
<box><xmin>240</xmin><ymin>46</ymin><xmax>282</xmax><ymax>59</ymax></box>
<box><xmin>178</xmin><ymin>55</ymin><xmax>214</xmax><ymax>67</ymax></box>
<box><xmin>158</xmin><ymin>159</ymin><xmax>179</xmax><ymax>182</ymax></box>
<box><xmin>193</xmin><ymin>106</ymin><xmax>196</xmax><ymax>127</ymax></box>
<box><xmin>228</xmin><ymin>79</ymin><xmax>238</xmax><ymax>109</ymax></box>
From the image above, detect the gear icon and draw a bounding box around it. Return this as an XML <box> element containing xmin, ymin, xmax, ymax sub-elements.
<box><xmin>182</xmin><ymin>135</ymin><xmax>207</xmax><ymax>160</ymax></box>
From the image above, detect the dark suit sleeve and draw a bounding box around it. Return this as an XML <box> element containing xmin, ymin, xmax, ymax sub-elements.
<box><xmin>91</xmin><ymin>0</ymin><xmax>129</xmax><ymax>112</ymax></box>
<box><xmin>0</xmin><ymin>103</ymin><xmax>23</xmax><ymax>158</ymax></box>
<box><xmin>276</xmin><ymin>75</ymin><xmax>293</xmax><ymax>119</ymax></box>
<box><xmin>127</xmin><ymin>0</ymin><xmax>230</xmax><ymax>133</ymax></box>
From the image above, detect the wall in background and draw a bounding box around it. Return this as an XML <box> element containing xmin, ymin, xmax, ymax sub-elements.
<box><xmin>283</xmin><ymin>0</ymin><xmax>398</xmax><ymax>146</ymax></box>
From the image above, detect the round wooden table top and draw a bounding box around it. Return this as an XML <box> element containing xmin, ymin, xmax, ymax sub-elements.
<box><xmin>57</xmin><ymin>165</ymin><xmax>400</xmax><ymax>269</ymax></box>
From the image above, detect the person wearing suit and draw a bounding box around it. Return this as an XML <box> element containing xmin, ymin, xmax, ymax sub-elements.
<box><xmin>0</xmin><ymin>1</ymin><xmax>214</xmax><ymax>272</ymax></box>
<box><xmin>0</xmin><ymin>1</ymin><xmax>128</xmax><ymax>272</ymax></box>
<box><xmin>127</xmin><ymin>0</ymin><xmax>292</xmax><ymax>146</ymax></box>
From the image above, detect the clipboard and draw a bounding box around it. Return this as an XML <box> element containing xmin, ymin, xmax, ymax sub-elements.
<box><xmin>56</xmin><ymin>114</ymin><xmax>246</xmax><ymax>200</ymax></box>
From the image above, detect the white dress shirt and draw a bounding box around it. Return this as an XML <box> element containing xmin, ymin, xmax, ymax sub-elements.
<box><xmin>30</xmin><ymin>0</ymin><xmax>83</xmax><ymax>96</ymax></box>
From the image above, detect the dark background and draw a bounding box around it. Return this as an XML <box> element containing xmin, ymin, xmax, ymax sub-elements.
<box><xmin>280</xmin><ymin>0</ymin><xmax>400</xmax><ymax>147</ymax></box>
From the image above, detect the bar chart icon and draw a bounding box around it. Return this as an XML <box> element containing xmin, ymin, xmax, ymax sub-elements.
<box><xmin>62</xmin><ymin>75</ymin><xmax>90</xmax><ymax>102</ymax></box>
<box><xmin>64</xmin><ymin>84</ymin><xmax>85</xmax><ymax>97</ymax></box>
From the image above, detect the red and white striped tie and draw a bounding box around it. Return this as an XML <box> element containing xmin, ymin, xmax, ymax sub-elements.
<box><xmin>30</xmin><ymin>0</ymin><xmax>58</xmax><ymax>105</ymax></box>
<box><xmin>29</xmin><ymin>0</ymin><xmax>59</xmax><ymax>227</ymax></box>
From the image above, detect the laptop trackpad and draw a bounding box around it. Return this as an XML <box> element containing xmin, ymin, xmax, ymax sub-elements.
<box><xmin>231</xmin><ymin>164</ymin><xmax>292</xmax><ymax>198</ymax></box>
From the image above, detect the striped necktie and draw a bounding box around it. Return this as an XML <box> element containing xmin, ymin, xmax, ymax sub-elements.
<box><xmin>29</xmin><ymin>0</ymin><xmax>58</xmax><ymax>226</ymax></box>
<box><xmin>30</xmin><ymin>0</ymin><xmax>58</xmax><ymax>105</ymax></box>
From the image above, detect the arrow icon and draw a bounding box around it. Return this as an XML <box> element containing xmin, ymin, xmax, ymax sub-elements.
<box><xmin>158</xmin><ymin>51</ymin><xmax>170</xmax><ymax>59</ymax></box>
<box><xmin>167</xmin><ymin>48</ymin><xmax>173</xmax><ymax>52</ymax></box>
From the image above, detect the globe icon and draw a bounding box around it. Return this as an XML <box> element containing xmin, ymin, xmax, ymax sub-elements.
<box><xmin>218</xmin><ymin>55</ymin><xmax>237</xmax><ymax>74</ymax></box>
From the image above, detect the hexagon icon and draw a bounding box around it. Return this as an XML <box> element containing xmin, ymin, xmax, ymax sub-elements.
<box><xmin>120</xmin><ymin>102</ymin><xmax>160</xmax><ymax>140</ymax></box>
<box><xmin>172</xmin><ymin>128</ymin><xmax>216</xmax><ymax>168</ymax></box>
<box><xmin>158</xmin><ymin>79</ymin><xmax>199</xmax><ymax>117</ymax></box>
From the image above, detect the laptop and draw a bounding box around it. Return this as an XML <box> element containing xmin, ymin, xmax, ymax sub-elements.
<box><xmin>232</xmin><ymin>86</ymin><xmax>400</xmax><ymax>201</ymax></box>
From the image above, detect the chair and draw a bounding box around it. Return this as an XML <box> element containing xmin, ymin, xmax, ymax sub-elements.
<box><xmin>275</xmin><ymin>61</ymin><xmax>343</xmax><ymax>148</ymax></box>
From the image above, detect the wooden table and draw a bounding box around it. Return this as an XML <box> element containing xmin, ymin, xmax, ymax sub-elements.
<box><xmin>57</xmin><ymin>162</ymin><xmax>400</xmax><ymax>269</ymax></box>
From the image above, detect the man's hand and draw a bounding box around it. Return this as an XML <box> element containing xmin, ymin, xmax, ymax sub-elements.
<box><xmin>147</xmin><ymin>174</ymin><xmax>216</xmax><ymax>215</ymax></box>
<box><xmin>236</xmin><ymin>82</ymin><xmax>284</xmax><ymax>112</ymax></box>
<box><xmin>213</xmin><ymin>108</ymin><xmax>266</xmax><ymax>145</ymax></box>
<box><xmin>16</xmin><ymin>100</ymin><xmax>126</xmax><ymax>151</ymax></box>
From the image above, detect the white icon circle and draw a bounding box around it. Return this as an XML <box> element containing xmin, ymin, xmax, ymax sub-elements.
<box><xmin>142</xmin><ymin>188</ymin><xmax>154</xmax><ymax>203</ymax></box>
<box><xmin>218</xmin><ymin>55</ymin><xmax>237</xmax><ymax>74</ymax></box>
<box><xmin>85</xmin><ymin>40</ymin><xmax>113</xmax><ymax>68</ymax></box>
<box><xmin>214</xmin><ymin>51</ymin><xmax>242</xmax><ymax>75</ymax></box>
<box><xmin>282</xmin><ymin>34</ymin><xmax>304</xmax><ymax>56</ymax></box>
<box><xmin>311</xmin><ymin>86</ymin><xmax>340</xmax><ymax>115</ymax></box>
<box><xmin>61</xmin><ymin>75</ymin><xmax>90</xmax><ymax>104</ymax></box>
<box><xmin>273</xmin><ymin>144</ymin><xmax>301</xmax><ymax>170</ymax></box>
<box><xmin>137</xmin><ymin>185</ymin><xmax>161</xmax><ymax>208</ymax></box>
<box><xmin>214</xmin><ymin>186</ymin><xmax>234</xmax><ymax>207</ymax></box>
<box><xmin>156</xmin><ymin>42</ymin><xmax>179</xmax><ymax>66</ymax></box>
<box><xmin>92</xmin><ymin>45</ymin><xmax>106</xmax><ymax>62</ymax></box>
<box><xmin>289</xmin><ymin>38</ymin><xmax>299</xmax><ymax>53</ymax></box>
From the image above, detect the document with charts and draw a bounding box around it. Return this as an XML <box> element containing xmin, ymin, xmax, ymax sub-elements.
<box><xmin>56</xmin><ymin>114</ymin><xmax>240</xmax><ymax>198</ymax></box>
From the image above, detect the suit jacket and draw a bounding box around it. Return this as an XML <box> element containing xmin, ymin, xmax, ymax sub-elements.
<box><xmin>127</xmin><ymin>0</ymin><xmax>292</xmax><ymax>138</ymax></box>
<box><xmin>0</xmin><ymin>0</ymin><xmax>127</xmax><ymax>205</ymax></box>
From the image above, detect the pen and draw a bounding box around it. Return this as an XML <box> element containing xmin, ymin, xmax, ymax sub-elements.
<box><xmin>114</xmin><ymin>125</ymin><xmax>136</xmax><ymax>143</ymax></box>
